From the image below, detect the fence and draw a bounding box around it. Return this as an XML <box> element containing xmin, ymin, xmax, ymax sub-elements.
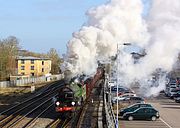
<box><xmin>0</xmin><ymin>74</ymin><xmax>64</xmax><ymax>88</ymax></box>
<box><xmin>104</xmin><ymin>74</ymin><xmax>116</xmax><ymax>128</ymax></box>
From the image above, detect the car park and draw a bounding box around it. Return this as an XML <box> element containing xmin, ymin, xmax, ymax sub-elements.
<box><xmin>123</xmin><ymin>107</ymin><xmax>160</xmax><ymax>121</ymax></box>
<box><xmin>119</xmin><ymin>103</ymin><xmax>152</xmax><ymax>116</ymax></box>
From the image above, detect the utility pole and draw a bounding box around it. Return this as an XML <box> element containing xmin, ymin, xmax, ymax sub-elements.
<box><xmin>116</xmin><ymin>44</ymin><xmax>119</xmax><ymax>128</ymax></box>
<box><xmin>116</xmin><ymin>43</ymin><xmax>131</xmax><ymax>128</ymax></box>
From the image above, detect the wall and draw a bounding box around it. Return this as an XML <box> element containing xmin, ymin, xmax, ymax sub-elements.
<box><xmin>0</xmin><ymin>74</ymin><xmax>64</xmax><ymax>87</ymax></box>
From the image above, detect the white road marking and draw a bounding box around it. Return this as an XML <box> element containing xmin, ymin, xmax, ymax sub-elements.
<box><xmin>160</xmin><ymin>117</ymin><xmax>173</xmax><ymax>128</ymax></box>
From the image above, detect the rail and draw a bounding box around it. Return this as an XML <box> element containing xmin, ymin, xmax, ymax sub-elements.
<box><xmin>46</xmin><ymin>119</ymin><xmax>61</xmax><ymax>128</ymax></box>
<box><xmin>75</xmin><ymin>80</ymin><xmax>103</xmax><ymax>128</ymax></box>
<box><xmin>98</xmin><ymin>91</ymin><xmax>103</xmax><ymax>128</ymax></box>
<box><xmin>0</xmin><ymin>81</ymin><xmax>64</xmax><ymax>128</ymax></box>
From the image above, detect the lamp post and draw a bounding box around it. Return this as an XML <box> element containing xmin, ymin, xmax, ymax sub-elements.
<box><xmin>116</xmin><ymin>43</ymin><xmax>131</xmax><ymax>128</ymax></box>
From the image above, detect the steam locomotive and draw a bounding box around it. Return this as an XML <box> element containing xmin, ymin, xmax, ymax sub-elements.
<box><xmin>54</xmin><ymin>66</ymin><xmax>105</xmax><ymax>113</ymax></box>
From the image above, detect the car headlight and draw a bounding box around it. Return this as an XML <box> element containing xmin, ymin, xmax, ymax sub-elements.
<box><xmin>56</xmin><ymin>101</ymin><xmax>60</xmax><ymax>106</ymax></box>
<box><xmin>71</xmin><ymin>101</ymin><xmax>75</xmax><ymax>106</ymax></box>
<box><xmin>156</xmin><ymin>112</ymin><xmax>159</xmax><ymax>116</ymax></box>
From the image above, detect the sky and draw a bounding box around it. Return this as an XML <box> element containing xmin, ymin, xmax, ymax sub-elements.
<box><xmin>0</xmin><ymin>0</ymin><xmax>150</xmax><ymax>55</ymax></box>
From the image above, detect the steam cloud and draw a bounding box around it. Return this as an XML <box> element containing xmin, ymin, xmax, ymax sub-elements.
<box><xmin>63</xmin><ymin>0</ymin><xmax>149</xmax><ymax>75</ymax></box>
<box><xmin>62</xmin><ymin>0</ymin><xmax>180</xmax><ymax>97</ymax></box>
<box><xmin>137</xmin><ymin>0</ymin><xmax>180</xmax><ymax>96</ymax></box>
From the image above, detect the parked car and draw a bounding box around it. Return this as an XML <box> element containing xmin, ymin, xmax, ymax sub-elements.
<box><xmin>119</xmin><ymin>93</ymin><xmax>136</xmax><ymax>97</ymax></box>
<box><xmin>173</xmin><ymin>91</ymin><xmax>180</xmax><ymax>98</ymax></box>
<box><xmin>164</xmin><ymin>87</ymin><xmax>169</xmax><ymax>96</ymax></box>
<box><xmin>169</xmin><ymin>78</ymin><xmax>176</xmax><ymax>84</ymax></box>
<box><xmin>118</xmin><ymin>89</ymin><xmax>135</xmax><ymax>96</ymax></box>
<box><xmin>112</xmin><ymin>93</ymin><xmax>136</xmax><ymax>104</ymax></box>
<box><xmin>126</xmin><ymin>96</ymin><xmax>145</xmax><ymax>104</ymax></box>
<box><xmin>112</xmin><ymin>96</ymin><xmax>145</xmax><ymax>105</ymax></box>
<box><xmin>123</xmin><ymin>107</ymin><xmax>160</xmax><ymax>121</ymax></box>
<box><xmin>168</xmin><ymin>88</ymin><xmax>179</xmax><ymax>98</ymax></box>
<box><xmin>112</xmin><ymin>97</ymin><xmax>127</xmax><ymax>104</ymax></box>
<box><xmin>119</xmin><ymin>103</ymin><xmax>152</xmax><ymax>116</ymax></box>
<box><xmin>175</xmin><ymin>97</ymin><xmax>180</xmax><ymax>103</ymax></box>
<box><xmin>111</xmin><ymin>86</ymin><xmax>134</xmax><ymax>97</ymax></box>
<box><xmin>168</xmin><ymin>82</ymin><xmax>177</xmax><ymax>88</ymax></box>
<box><xmin>111</xmin><ymin>86</ymin><xmax>127</xmax><ymax>93</ymax></box>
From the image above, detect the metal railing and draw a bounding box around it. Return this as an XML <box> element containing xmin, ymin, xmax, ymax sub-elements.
<box><xmin>104</xmin><ymin>77</ymin><xmax>116</xmax><ymax>128</ymax></box>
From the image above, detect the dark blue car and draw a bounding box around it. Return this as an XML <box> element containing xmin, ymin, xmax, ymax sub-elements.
<box><xmin>119</xmin><ymin>103</ymin><xmax>152</xmax><ymax>116</ymax></box>
<box><xmin>123</xmin><ymin>107</ymin><xmax>160</xmax><ymax>121</ymax></box>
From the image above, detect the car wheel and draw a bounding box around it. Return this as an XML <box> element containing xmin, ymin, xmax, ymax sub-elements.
<box><xmin>151</xmin><ymin>116</ymin><xmax>157</xmax><ymax>121</ymax></box>
<box><xmin>128</xmin><ymin>116</ymin><xmax>133</xmax><ymax>121</ymax></box>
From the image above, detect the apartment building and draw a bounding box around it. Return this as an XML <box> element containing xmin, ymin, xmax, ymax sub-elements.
<box><xmin>16</xmin><ymin>56</ymin><xmax>51</xmax><ymax>76</ymax></box>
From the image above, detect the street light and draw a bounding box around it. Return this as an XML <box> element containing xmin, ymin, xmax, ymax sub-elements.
<box><xmin>116</xmin><ymin>43</ymin><xmax>131</xmax><ymax>128</ymax></box>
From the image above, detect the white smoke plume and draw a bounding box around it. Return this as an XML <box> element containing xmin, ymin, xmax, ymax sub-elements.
<box><xmin>143</xmin><ymin>0</ymin><xmax>180</xmax><ymax>96</ymax></box>
<box><xmin>63</xmin><ymin>0</ymin><xmax>149</xmax><ymax>76</ymax></box>
<box><xmin>118</xmin><ymin>0</ymin><xmax>180</xmax><ymax>96</ymax></box>
<box><xmin>63</xmin><ymin>0</ymin><xmax>180</xmax><ymax>97</ymax></box>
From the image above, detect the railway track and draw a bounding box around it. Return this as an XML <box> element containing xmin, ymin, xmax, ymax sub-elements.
<box><xmin>2</xmin><ymin>97</ymin><xmax>54</xmax><ymax>128</ymax></box>
<box><xmin>75</xmin><ymin>80</ymin><xmax>104</xmax><ymax>128</ymax></box>
<box><xmin>0</xmin><ymin>80</ymin><xmax>64</xmax><ymax>128</ymax></box>
<box><xmin>0</xmin><ymin>78</ymin><xmax>105</xmax><ymax>128</ymax></box>
<box><xmin>47</xmin><ymin>118</ymin><xmax>71</xmax><ymax>128</ymax></box>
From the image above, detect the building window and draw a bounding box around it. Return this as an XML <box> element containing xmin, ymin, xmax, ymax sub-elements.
<box><xmin>21</xmin><ymin>60</ymin><xmax>25</xmax><ymax>64</ymax></box>
<box><xmin>21</xmin><ymin>72</ymin><xmax>25</xmax><ymax>75</ymax></box>
<box><xmin>31</xmin><ymin>73</ymin><xmax>34</xmax><ymax>76</ymax></box>
<box><xmin>31</xmin><ymin>60</ymin><xmax>34</xmax><ymax>64</ymax></box>
<box><xmin>31</xmin><ymin>66</ymin><xmax>34</xmax><ymax>70</ymax></box>
<box><xmin>42</xmin><ymin>68</ymin><xmax>44</xmax><ymax>72</ymax></box>
<box><xmin>21</xmin><ymin>66</ymin><xmax>25</xmax><ymax>70</ymax></box>
<box><xmin>42</xmin><ymin>61</ymin><xmax>44</xmax><ymax>65</ymax></box>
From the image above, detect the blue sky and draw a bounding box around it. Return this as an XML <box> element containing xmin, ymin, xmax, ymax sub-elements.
<box><xmin>0</xmin><ymin>0</ymin><xmax>150</xmax><ymax>55</ymax></box>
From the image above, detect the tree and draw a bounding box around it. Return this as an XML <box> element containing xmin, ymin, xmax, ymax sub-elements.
<box><xmin>0</xmin><ymin>36</ymin><xmax>20</xmax><ymax>81</ymax></box>
<box><xmin>47</xmin><ymin>48</ymin><xmax>62</xmax><ymax>74</ymax></box>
